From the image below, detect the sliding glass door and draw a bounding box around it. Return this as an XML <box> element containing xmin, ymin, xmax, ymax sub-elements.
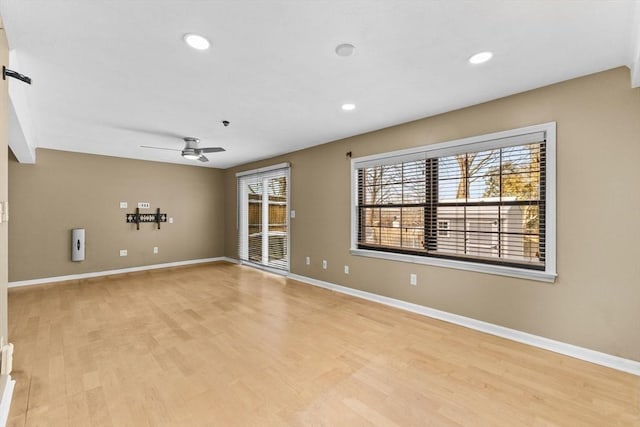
<box><xmin>237</xmin><ymin>165</ymin><xmax>289</xmax><ymax>272</ymax></box>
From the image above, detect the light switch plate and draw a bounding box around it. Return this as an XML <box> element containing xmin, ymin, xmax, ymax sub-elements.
<box><xmin>119</xmin><ymin>249</ymin><xmax>128</xmax><ymax>257</ymax></box>
<box><xmin>0</xmin><ymin>201</ymin><xmax>8</xmax><ymax>223</ymax></box>
<box><xmin>290</xmin><ymin>210</ymin><xmax>296</xmax><ymax>218</ymax></box>
<box><xmin>137</xmin><ymin>202</ymin><xmax>150</xmax><ymax>209</ymax></box>
<box><xmin>119</xmin><ymin>202</ymin><xmax>128</xmax><ymax>209</ymax></box>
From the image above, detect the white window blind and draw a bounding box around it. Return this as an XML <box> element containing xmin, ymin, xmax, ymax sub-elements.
<box><xmin>237</xmin><ymin>164</ymin><xmax>290</xmax><ymax>272</ymax></box>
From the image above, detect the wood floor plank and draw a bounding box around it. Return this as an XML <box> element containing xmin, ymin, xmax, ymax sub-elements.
<box><xmin>7</xmin><ymin>262</ymin><xmax>640</xmax><ymax>426</ymax></box>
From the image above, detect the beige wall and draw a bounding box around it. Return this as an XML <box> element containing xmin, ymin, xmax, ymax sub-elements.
<box><xmin>0</xmin><ymin>20</ymin><xmax>9</xmax><ymax>341</ymax></box>
<box><xmin>224</xmin><ymin>67</ymin><xmax>640</xmax><ymax>361</ymax></box>
<box><xmin>8</xmin><ymin>149</ymin><xmax>225</xmax><ymax>281</ymax></box>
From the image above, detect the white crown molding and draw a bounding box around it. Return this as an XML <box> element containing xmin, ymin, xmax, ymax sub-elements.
<box><xmin>8</xmin><ymin>257</ymin><xmax>234</xmax><ymax>288</ymax></box>
<box><xmin>288</xmin><ymin>273</ymin><xmax>640</xmax><ymax>377</ymax></box>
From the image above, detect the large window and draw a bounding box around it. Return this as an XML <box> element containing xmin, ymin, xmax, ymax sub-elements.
<box><xmin>351</xmin><ymin>123</ymin><xmax>556</xmax><ymax>282</ymax></box>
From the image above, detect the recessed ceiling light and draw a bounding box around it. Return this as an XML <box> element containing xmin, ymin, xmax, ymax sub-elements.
<box><xmin>468</xmin><ymin>51</ymin><xmax>493</xmax><ymax>65</ymax></box>
<box><xmin>335</xmin><ymin>43</ymin><xmax>356</xmax><ymax>57</ymax></box>
<box><xmin>184</xmin><ymin>33</ymin><xmax>210</xmax><ymax>50</ymax></box>
<box><xmin>341</xmin><ymin>103</ymin><xmax>356</xmax><ymax>111</ymax></box>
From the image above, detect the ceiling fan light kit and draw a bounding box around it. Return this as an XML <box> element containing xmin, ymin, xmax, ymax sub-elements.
<box><xmin>181</xmin><ymin>149</ymin><xmax>200</xmax><ymax>160</ymax></box>
<box><xmin>141</xmin><ymin>136</ymin><xmax>225</xmax><ymax>163</ymax></box>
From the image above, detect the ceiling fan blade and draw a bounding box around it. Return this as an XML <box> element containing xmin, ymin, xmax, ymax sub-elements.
<box><xmin>199</xmin><ymin>147</ymin><xmax>226</xmax><ymax>153</ymax></box>
<box><xmin>140</xmin><ymin>145</ymin><xmax>181</xmax><ymax>152</ymax></box>
<box><xmin>198</xmin><ymin>155</ymin><xmax>209</xmax><ymax>162</ymax></box>
<box><xmin>114</xmin><ymin>125</ymin><xmax>185</xmax><ymax>140</ymax></box>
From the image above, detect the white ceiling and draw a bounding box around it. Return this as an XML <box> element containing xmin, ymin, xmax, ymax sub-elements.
<box><xmin>1</xmin><ymin>0</ymin><xmax>639</xmax><ymax>169</ymax></box>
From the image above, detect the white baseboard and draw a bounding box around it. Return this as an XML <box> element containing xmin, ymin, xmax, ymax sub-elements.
<box><xmin>8</xmin><ymin>257</ymin><xmax>233</xmax><ymax>288</ymax></box>
<box><xmin>0</xmin><ymin>375</ymin><xmax>15</xmax><ymax>427</ymax></box>
<box><xmin>288</xmin><ymin>273</ymin><xmax>640</xmax><ymax>377</ymax></box>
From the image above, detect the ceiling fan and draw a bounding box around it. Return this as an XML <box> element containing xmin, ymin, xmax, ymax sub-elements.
<box><xmin>141</xmin><ymin>137</ymin><xmax>225</xmax><ymax>162</ymax></box>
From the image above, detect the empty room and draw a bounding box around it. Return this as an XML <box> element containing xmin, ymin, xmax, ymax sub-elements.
<box><xmin>0</xmin><ymin>1</ymin><xmax>638</xmax><ymax>426</ymax></box>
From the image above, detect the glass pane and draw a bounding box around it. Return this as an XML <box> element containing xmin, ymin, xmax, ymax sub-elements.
<box><xmin>403</xmin><ymin>161</ymin><xmax>425</xmax><ymax>182</ymax></box>
<box><xmin>498</xmin><ymin>204</ymin><xmax>541</xmax><ymax>263</ymax></box>
<box><xmin>248</xmin><ymin>181</ymin><xmax>263</xmax><ymax>263</ymax></box>
<box><xmin>248</xmin><ymin>231</ymin><xmax>262</xmax><ymax>263</ymax></box>
<box><xmin>379</xmin><ymin>207</ymin><xmax>401</xmax><ymax>247</ymax></box>
<box><xmin>401</xmin><ymin>207</ymin><xmax>423</xmax><ymax>229</ymax></box>
<box><xmin>482</xmin><ymin>144</ymin><xmax>541</xmax><ymax>201</ymax></box>
<box><xmin>382</xmin><ymin>164</ymin><xmax>403</xmax><ymax>185</ymax></box>
<box><xmin>267</xmin><ymin>176</ymin><xmax>287</xmax><ymax>199</ymax></box>
<box><xmin>268</xmin><ymin>234</ymin><xmax>287</xmax><ymax>269</ymax></box>
<box><xmin>467</xmin><ymin>149</ymin><xmax>499</xmax><ymax>200</ymax></box>
<box><xmin>401</xmin><ymin>228</ymin><xmax>424</xmax><ymax>249</ymax></box>
<box><xmin>380</xmin><ymin>184</ymin><xmax>402</xmax><ymax>204</ymax></box>
<box><xmin>469</xmin><ymin>178</ymin><xmax>489</xmax><ymax>200</ymax></box>
<box><xmin>268</xmin><ymin>196</ymin><xmax>287</xmax><ymax>233</ymax></box>
<box><xmin>438</xmin><ymin>156</ymin><xmax>461</xmax><ymax>201</ymax></box>
<box><xmin>435</xmin><ymin>205</ymin><xmax>465</xmax><ymax>255</ymax></box>
<box><xmin>364</xmin><ymin>184</ymin><xmax>381</xmax><ymax>204</ymax></box>
<box><xmin>248</xmin><ymin>199</ymin><xmax>262</xmax><ymax>236</ymax></box>
<box><xmin>362</xmin><ymin>226</ymin><xmax>380</xmax><ymax>245</ymax></box>
<box><xmin>361</xmin><ymin>207</ymin><xmax>380</xmax><ymax>228</ymax></box>
<box><xmin>379</xmin><ymin>227</ymin><xmax>401</xmax><ymax>247</ymax></box>
<box><xmin>403</xmin><ymin>181</ymin><xmax>425</xmax><ymax>203</ymax></box>
<box><xmin>365</xmin><ymin>167</ymin><xmax>382</xmax><ymax>186</ymax></box>
<box><xmin>401</xmin><ymin>207</ymin><xmax>424</xmax><ymax>249</ymax></box>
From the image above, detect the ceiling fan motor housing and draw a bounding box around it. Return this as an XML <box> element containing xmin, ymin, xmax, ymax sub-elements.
<box><xmin>182</xmin><ymin>137</ymin><xmax>201</xmax><ymax>159</ymax></box>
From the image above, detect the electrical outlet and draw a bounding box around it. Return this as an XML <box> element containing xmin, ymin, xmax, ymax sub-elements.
<box><xmin>120</xmin><ymin>249</ymin><xmax>128</xmax><ymax>257</ymax></box>
<box><xmin>344</xmin><ymin>265</ymin><xmax>349</xmax><ymax>274</ymax></box>
<box><xmin>410</xmin><ymin>274</ymin><xmax>417</xmax><ymax>286</ymax></box>
<box><xmin>322</xmin><ymin>260</ymin><xmax>327</xmax><ymax>269</ymax></box>
<box><xmin>169</xmin><ymin>217</ymin><xmax>174</xmax><ymax>224</ymax></box>
<box><xmin>153</xmin><ymin>247</ymin><xmax>158</xmax><ymax>254</ymax></box>
<box><xmin>305</xmin><ymin>256</ymin><xmax>310</xmax><ymax>265</ymax></box>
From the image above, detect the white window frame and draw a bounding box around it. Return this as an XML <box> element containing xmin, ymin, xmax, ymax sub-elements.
<box><xmin>437</xmin><ymin>220</ymin><xmax>450</xmax><ymax>238</ymax></box>
<box><xmin>350</xmin><ymin>122</ymin><xmax>557</xmax><ymax>283</ymax></box>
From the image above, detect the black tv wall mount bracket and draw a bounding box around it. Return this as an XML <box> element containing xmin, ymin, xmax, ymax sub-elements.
<box><xmin>3</xmin><ymin>66</ymin><xmax>32</xmax><ymax>85</ymax></box>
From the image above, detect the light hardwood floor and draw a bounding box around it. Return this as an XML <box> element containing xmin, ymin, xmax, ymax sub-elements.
<box><xmin>6</xmin><ymin>262</ymin><xmax>640</xmax><ymax>426</ymax></box>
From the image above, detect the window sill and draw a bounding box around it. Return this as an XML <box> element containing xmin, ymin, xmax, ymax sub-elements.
<box><xmin>350</xmin><ymin>248</ymin><xmax>557</xmax><ymax>283</ymax></box>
